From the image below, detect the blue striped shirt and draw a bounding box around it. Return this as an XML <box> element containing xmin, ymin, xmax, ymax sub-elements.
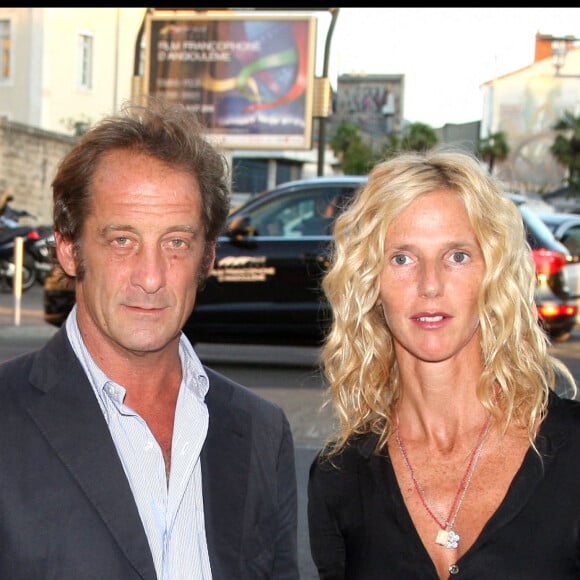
<box><xmin>66</xmin><ymin>306</ymin><xmax>212</xmax><ymax>579</ymax></box>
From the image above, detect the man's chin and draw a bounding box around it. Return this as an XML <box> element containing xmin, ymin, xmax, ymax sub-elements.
<box><xmin>112</xmin><ymin>327</ymin><xmax>180</xmax><ymax>355</ymax></box>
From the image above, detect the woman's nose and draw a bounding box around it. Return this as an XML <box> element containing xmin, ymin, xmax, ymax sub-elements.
<box><xmin>418</xmin><ymin>262</ymin><xmax>443</xmax><ymax>298</ymax></box>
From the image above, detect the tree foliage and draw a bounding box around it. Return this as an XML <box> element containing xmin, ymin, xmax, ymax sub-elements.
<box><xmin>61</xmin><ymin>115</ymin><xmax>92</xmax><ymax>136</ymax></box>
<box><xmin>330</xmin><ymin>120</ymin><xmax>439</xmax><ymax>174</ymax></box>
<box><xmin>550</xmin><ymin>110</ymin><xmax>580</xmax><ymax>194</ymax></box>
<box><xmin>330</xmin><ymin>122</ymin><xmax>380</xmax><ymax>175</ymax></box>
<box><xmin>478</xmin><ymin>131</ymin><xmax>510</xmax><ymax>173</ymax></box>
<box><xmin>399</xmin><ymin>122</ymin><xmax>438</xmax><ymax>152</ymax></box>
<box><xmin>341</xmin><ymin>139</ymin><xmax>378</xmax><ymax>175</ymax></box>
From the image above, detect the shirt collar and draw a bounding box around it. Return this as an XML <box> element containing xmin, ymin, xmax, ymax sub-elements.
<box><xmin>64</xmin><ymin>304</ymin><xmax>210</xmax><ymax>413</ymax></box>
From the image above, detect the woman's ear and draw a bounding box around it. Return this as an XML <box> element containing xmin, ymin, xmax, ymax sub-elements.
<box><xmin>54</xmin><ymin>232</ymin><xmax>78</xmax><ymax>277</ymax></box>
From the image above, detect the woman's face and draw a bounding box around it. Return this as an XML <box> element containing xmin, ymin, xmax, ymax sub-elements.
<box><xmin>378</xmin><ymin>188</ymin><xmax>486</xmax><ymax>364</ymax></box>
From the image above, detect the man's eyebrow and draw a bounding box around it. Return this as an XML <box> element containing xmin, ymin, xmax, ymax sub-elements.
<box><xmin>100</xmin><ymin>224</ymin><xmax>202</xmax><ymax>235</ymax></box>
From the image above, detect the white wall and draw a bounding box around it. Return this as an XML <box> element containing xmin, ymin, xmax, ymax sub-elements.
<box><xmin>0</xmin><ymin>7</ymin><xmax>146</xmax><ymax>134</ymax></box>
<box><xmin>482</xmin><ymin>49</ymin><xmax>580</xmax><ymax>193</ymax></box>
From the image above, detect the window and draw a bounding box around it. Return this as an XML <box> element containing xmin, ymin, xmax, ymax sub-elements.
<box><xmin>232</xmin><ymin>158</ymin><xmax>302</xmax><ymax>197</ymax></box>
<box><xmin>78</xmin><ymin>32</ymin><xmax>93</xmax><ymax>90</ymax></box>
<box><xmin>232</xmin><ymin>158</ymin><xmax>268</xmax><ymax>196</ymax></box>
<box><xmin>561</xmin><ymin>225</ymin><xmax>580</xmax><ymax>256</ymax></box>
<box><xmin>0</xmin><ymin>20</ymin><xmax>11</xmax><ymax>81</ymax></box>
<box><xmin>242</xmin><ymin>186</ymin><xmax>352</xmax><ymax>239</ymax></box>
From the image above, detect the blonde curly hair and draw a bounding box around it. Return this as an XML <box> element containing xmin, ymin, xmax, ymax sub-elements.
<box><xmin>321</xmin><ymin>148</ymin><xmax>575</xmax><ymax>456</ymax></box>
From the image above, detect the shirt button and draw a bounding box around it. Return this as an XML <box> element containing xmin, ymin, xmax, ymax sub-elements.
<box><xmin>449</xmin><ymin>564</ymin><xmax>459</xmax><ymax>575</ymax></box>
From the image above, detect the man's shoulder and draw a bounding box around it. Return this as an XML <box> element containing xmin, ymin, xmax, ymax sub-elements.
<box><xmin>0</xmin><ymin>326</ymin><xmax>76</xmax><ymax>395</ymax></box>
<box><xmin>204</xmin><ymin>364</ymin><xmax>285</xmax><ymax>417</ymax></box>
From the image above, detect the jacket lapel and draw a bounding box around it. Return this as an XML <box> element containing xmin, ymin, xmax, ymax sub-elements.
<box><xmin>201</xmin><ymin>368</ymin><xmax>252</xmax><ymax>578</ymax></box>
<box><xmin>24</xmin><ymin>328</ymin><xmax>157</xmax><ymax>580</ymax></box>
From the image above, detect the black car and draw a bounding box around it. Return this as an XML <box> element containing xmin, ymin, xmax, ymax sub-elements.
<box><xmin>44</xmin><ymin>176</ymin><xmax>580</xmax><ymax>343</ymax></box>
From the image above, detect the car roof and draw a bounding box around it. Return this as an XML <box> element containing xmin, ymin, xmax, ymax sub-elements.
<box><xmin>231</xmin><ymin>175</ymin><xmax>368</xmax><ymax>214</ymax></box>
<box><xmin>275</xmin><ymin>175</ymin><xmax>367</xmax><ymax>187</ymax></box>
<box><xmin>243</xmin><ymin>178</ymin><xmax>533</xmax><ymax>206</ymax></box>
<box><xmin>538</xmin><ymin>212</ymin><xmax>580</xmax><ymax>225</ymax></box>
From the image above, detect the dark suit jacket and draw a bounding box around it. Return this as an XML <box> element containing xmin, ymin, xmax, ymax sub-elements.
<box><xmin>0</xmin><ymin>327</ymin><xmax>299</xmax><ymax>579</ymax></box>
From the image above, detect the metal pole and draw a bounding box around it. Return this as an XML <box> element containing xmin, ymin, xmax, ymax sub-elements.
<box><xmin>317</xmin><ymin>8</ymin><xmax>340</xmax><ymax>176</ymax></box>
<box><xmin>13</xmin><ymin>236</ymin><xmax>23</xmax><ymax>326</ymax></box>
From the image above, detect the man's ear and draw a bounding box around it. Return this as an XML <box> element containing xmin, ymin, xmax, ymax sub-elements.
<box><xmin>54</xmin><ymin>232</ymin><xmax>78</xmax><ymax>277</ymax></box>
<box><xmin>205</xmin><ymin>242</ymin><xmax>216</xmax><ymax>276</ymax></box>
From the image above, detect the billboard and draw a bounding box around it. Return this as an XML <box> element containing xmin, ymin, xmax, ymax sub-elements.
<box><xmin>335</xmin><ymin>74</ymin><xmax>405</xmax><ymax>139</ymax></box>
<box><xmin>144</xmin><ymin>10</ymin><xmax>317</xmax><ymax>150</ymax></box>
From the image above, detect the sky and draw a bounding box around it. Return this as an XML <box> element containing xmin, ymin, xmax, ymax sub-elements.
<box><xmin>314</xmin><ymin>7</ymin><xmax>580</xmax><ymax>128</ymax></box>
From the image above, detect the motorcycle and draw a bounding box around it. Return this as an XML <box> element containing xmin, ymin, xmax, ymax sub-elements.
<box><xmin>0</xmin><ymin>195</ymin><xmax>54</xmax><ymax>290</ymax></box>
<box><xmin>0</xmin><ymin>198</ymin><xmax>54</xmax><ymax>291</ymax></box>
<box><xmin>27</xmin><ymin>227</ymin><xmax>54</xmax><ymax>284</ymax></box>
<box><xmin>0</xmin><ymin>225</ymin><xmax>39</xmax><ymax>292</ymax></box>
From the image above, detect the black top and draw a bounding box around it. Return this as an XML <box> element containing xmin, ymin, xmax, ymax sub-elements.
<box><xmin>308</xmin><ymin>391</ymin><xmax>580</xmax><ymax>579</ymax></box>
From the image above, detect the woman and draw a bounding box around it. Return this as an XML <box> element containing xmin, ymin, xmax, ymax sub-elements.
<box><xmin>308</xmin><ymin>149</ymin><xmax>580</xmax><ymax>579</ymax></box>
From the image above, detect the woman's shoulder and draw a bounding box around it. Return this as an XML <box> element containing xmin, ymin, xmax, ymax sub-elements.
<box><xmin>544</xmin><ymin>390</ymin><xmax>580</xmax><ymax>445</ymax></box>
<box><xmin>310</xmin><ymin>432</ymin><xmax>382</xmax><ymax>477</ymax></box>
<box><xmin>548</xmin><ymin>390</ymin><xmax>580</xmax><ymax>422</ymax></box>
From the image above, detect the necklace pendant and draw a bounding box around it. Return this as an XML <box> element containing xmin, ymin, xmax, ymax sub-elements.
<box><xmin>435</xmin><ymin>529</ymin><xmax>449</xmax><ymax>545</ymax></box>
<box><xmin>445</xmin><ymin>530</ymin><xmax>460</xmax><ymax>549</ymax></box>
<box><xmin>435</xmin><ymin>529</ymin><xmax>460</xmax><ymax>549</ymax></box>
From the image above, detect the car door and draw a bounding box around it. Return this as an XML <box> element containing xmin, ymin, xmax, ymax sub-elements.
<box><xmin>185</xmin><ymin>183</ymin><xmax>357</xmax><ymax>345</ymax></box>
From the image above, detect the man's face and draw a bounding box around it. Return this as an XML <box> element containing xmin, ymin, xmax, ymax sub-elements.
<box><xmin>56</xmin><ymin>149</ymin><xmax>213</xmax><ymax>359</ymax></box>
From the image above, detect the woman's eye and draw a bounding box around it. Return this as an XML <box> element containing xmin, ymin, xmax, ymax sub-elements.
<box><xmin>451</xmin><ymin>251</ymin><xmax>469</xmax><ymax>263</ymax></box>
<box><xmin>392</xmin><ymin>254</ymin><xmax>410</xmax><ymax>265</ymax></box>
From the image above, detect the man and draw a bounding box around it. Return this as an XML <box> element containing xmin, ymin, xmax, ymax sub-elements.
<box><xmin>0</xmin><ymin>100</ymin><xmax>299</xmax><ymax>579</ymax></box>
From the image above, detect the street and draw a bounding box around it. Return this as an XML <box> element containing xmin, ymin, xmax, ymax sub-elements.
<box><xmin>2</xmin><ymin>284</ymin><xmax>580</xmax><ymax>578</ymax></box>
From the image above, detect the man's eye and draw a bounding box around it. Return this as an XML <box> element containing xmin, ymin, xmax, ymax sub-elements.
<box><xmin>114</xmin><ymin>236</ymin><xmax>129</xmax><ymax>246</ymax></box>
<box><xmin>169</xmin><ymin>238</ymin><xmax>188</xmax><ymax>249</ymax></box>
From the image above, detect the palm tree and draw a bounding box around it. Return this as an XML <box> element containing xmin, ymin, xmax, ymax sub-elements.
<box><xmin>399</xmin><ymin>122</ymin><xmax>438</xmax><ymax>152</ymax></box>
<box><xmin>550</xmin><ymin>111</ymin><xmax>580</xmax><ymax>194</ymax></box>
<box><xmin>478</xmin><ymin>131</ymin><xmax>510</xmax><ymax>173</ymax></box>
<box><xmin>329</xmin><ymin>122</ymin><xmax>380</xmax><ymax>174</ymax></box>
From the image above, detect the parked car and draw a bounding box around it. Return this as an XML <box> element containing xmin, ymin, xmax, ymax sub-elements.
<box><xmin>44</xmin><ymin>177</ymin><xmax>580</xmax><ymax>343</ymax></box>
<box><xmin>538</xmin><ymin>212</ymin><xmax>580</xmax><ymax>258</ymax></box>
<box><xmin>537</xmin><ymin>211</ymin><xmax>580</xmax><ymax>330</ymax></box>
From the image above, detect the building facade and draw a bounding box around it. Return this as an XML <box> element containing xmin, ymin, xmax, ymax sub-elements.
<box><xmin>481</xmin><ymin>33</ymin><xmax>580</xmax><ymax>194</ymax></box>
<box><xmin>331</xmin><ymin>73</ymin><xmax>405</xmax><ymax>150</ymax></box>
<box><xmin>0</xmin><ymin>7</ymin><xmax>338</xmax><ymax>206</ymax></box>
<box><xmin>2</xmin><ymin>10</ymin><xmax>579</xmax><ymax>212</ymax></box>
<box><xmin>0</xmin><ymin>8</ymin><xmax>145</xmax><ymax>134</ymax></box>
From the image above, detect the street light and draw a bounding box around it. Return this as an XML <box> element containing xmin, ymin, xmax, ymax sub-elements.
<box><xmin>316</xmin><ymin>8</ymin><xmax>339</xmax><ymax>176</ymax></box>
<box><xmin>537</xmin><ymin>34</ymin><xmax>580</xmax><ymax>77</ymax></box>
<box><xmin>552</xmin><ymin>39</ymin><xmax>569</xmax><ymax>75</ymax></box>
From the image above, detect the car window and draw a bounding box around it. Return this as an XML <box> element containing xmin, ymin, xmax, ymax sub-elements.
<box><xmin>518</xmin><ymin>205</ymin><xmax>569</xmax><ymax>253</ymax></box>
<box><xmin>560</xmin><ymin>224</ymin><xmax>580</xmax><ymax>256</ymax></box>
<box><xmin>233</xmin><ymin>186</ymin><xmax>354</xmax><ymax>238</ymax></box>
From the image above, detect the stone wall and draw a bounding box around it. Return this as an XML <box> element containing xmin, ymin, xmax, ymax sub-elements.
<box><xmin>0</xmin><ymin>118</ymin><xmax>76</xmax><ymax>226</ymax></box>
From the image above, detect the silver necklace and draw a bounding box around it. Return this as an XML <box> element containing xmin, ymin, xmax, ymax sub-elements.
<box><xmin>395</xmin><ymin>415</ymin><xmax>492</xmax><ymax>550</ymax></box>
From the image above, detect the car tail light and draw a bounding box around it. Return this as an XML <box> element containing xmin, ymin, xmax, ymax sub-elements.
<box><xmin>531</xmin><ymin>249</ymin><xmax>569</xmax><ymax>277</ymax></box>
<box><xmin>537</xmin><ymin>303</ymin><xmax>577</xmax><ymax>319</ymax></box>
